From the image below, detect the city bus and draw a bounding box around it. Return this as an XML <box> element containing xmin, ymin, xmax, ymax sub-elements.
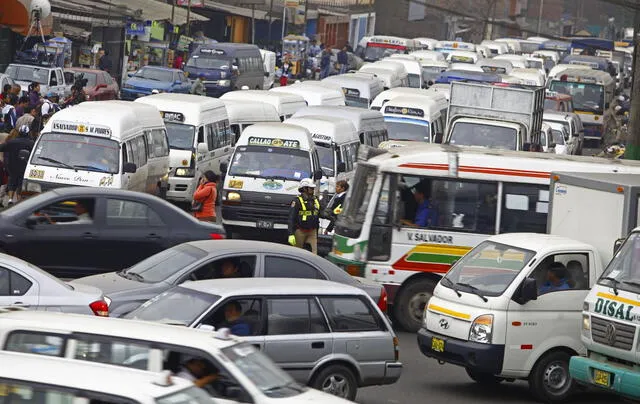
<box><xmin>362</xmin><ymin>36</ymin><xmax>418</xmax><ymax>62</ymax></box>
<box><xmin>548</xmin><ymin>68</ymin><xmax>616</xmax><ymax>148</ymax></box>
<box><xmin>327</xmin><ymin>144</ymin><xmax>640</xmax><ymax>331</ymax></box>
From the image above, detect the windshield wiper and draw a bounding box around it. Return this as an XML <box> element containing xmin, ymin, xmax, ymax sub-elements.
<box><xmin>265</xmin><ymin>176</ymin><xmax>291</xmax><ymax>181</ymax></box>
<box><xmin>125</xmin><ymin>272</ymin><xmax>144</xmax><ymax>282</ymax></box>
<box><xmin>37</xmin><ymin>157</ymin><xmax>76</xmax><ymax>170</ymax></box>
<box><xmin>602</xmin><ymin>276</ymin><xmax>619</xmax><ymax>295</ymax></box>
<box><xmin>441</xmin><ymin>277</ymin><xmax>461</xmax><ymax>297</ymax></box>
<box><xmin>72</xmin><ymin>164</ymin><xmax>111</xmax><ymax>173</ymax></box>
<box><xmin>455</xmin><ymin>282</ymin><xmax>488</xmax><ymax>302</ymax></box>
<box><xmin>622</xmin><ymin>280</ymin><xmax>640</xmax><ymax>288</ymax></box>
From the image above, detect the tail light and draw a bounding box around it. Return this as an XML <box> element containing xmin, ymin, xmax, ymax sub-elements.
<box><xmin>377</xmin><ymin>287</ymin><xmax>388</xmax><ymax>313</ymax></box>
<box><xmin>89</xmin><ymin>300</ymin><xmax>109</xmax><ymax>317</ymax></box>
<box><xmin>393</xmin><ymin>336</ymin><xmax>399</xmax><ymax>361</ymax></box>
<box><xmin>210</xmin><ymin>233</ymin><xmax>225</xmax><ymax>240</ymax></box>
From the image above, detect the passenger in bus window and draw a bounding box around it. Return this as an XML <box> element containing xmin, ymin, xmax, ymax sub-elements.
<box><xmin>402</xmin><ymin>183</ymin><xmax>437</xmax><ymax>227</ymax></box>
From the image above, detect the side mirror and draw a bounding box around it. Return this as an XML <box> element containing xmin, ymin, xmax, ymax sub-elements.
<box><xmin>614</xmin><ymin>238</ymin><xmax>626</xmax><ymax>255</ymax></box>
<box><xmin>313</xmin><ymin>169</ymin><xmax>323</xmax><ymax>180</ymax></box>
<box><xmin>197</xmin><ymin>142</ymin><xmax>208</xmax><ymax>154</ymax></box>
<box><xmin>513</xmin><ymin>277</ymin><xmax>538</xmax><ymax>305</ymax></box>
<box><xmin>196</xmin><ymin>324</ymin><xmax>214</xmax><ymax>331</ymax></box>
<box><xmin>123</xmin><ymin>162</ymin><xmax>137</xmax><ymax>173</ymax></box>
<box><xmin>220</xmin><ymin>162</ymin><xmax>228</xmax><ymax>174</ymax></box>
<box><xmin>18</xmin><ymin>149</ymin><xmax>31</xmax><ymax>161</ymax></box>
<box><xmin>337</xmin><ymin>161</ymin><xmax>346</xmax><ymax>173</ymax></box>
<box><xmin>127</xmin><ymin>71</ymin><xmax>135</xmax><ymax>78</ymax></box>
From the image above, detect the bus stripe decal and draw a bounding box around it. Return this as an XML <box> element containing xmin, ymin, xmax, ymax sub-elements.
<box><xmin>398</xmin><ymin>163</ymin><xmax>550</xmax><ymax>179</ymax></box>
<box><xmin>393</xmin><ymin>261</ymin><xmax>451</xmax><ymax>273</ymax></box>
<box><xmin>407</xmin><ymin>244</ymin><xmax>472</xmax><ymax>256</ymax></box>
<box><xmin>406</xmin><ymin>252</ymin><xmax>460</xmax><ymax>265</ymax></box>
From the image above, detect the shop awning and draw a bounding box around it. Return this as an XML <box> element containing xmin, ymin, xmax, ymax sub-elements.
<box><xmin>204</xmin><ymin>1</ymin><xmax>270</xmax><ymax>20</ymax></box>
<box><xmin>106</xmin><ymin>0</ymin><xmax>209</xmax><ymax>24</ymax></box>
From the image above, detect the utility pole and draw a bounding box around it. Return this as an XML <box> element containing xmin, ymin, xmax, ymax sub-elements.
<box><xmin>268</xmin><ymin>0</ymin><xmax>274</xmax><ymax>46</ymax></box>
<box><xmin>536</xmin><ymin>0</ymin><xmax>544</xmax><ymax>35</ymax></box>
<box><xmin>625</xmin><ymin>9</ymin><xmax>640</xmax><ymax>159</ymax></box>
<box><xmin>186</xmin><ymin>0</ymin><xmax>191</xmax><ymax>37</ymax></box>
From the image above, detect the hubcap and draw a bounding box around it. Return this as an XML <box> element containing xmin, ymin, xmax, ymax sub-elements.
<box><xmin>321</xmin><ymin>374</ymin><xmax>349</xmax><ymax>398</ymax></box>
<box><xmin>543</xmin><ymin>361</ymin><xmax>568</xmax><ymax>393</ymax></box>
<box><xmin>408</xmin><ymin>291</ymin><xmax>432</xmax><ymax>322</ymax></box>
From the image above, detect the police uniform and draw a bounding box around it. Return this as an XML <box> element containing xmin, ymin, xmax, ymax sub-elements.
<box><xmin>288</xmin><ymin>193</ymin><xmax>320</xmax><ymax>254</ymax></box>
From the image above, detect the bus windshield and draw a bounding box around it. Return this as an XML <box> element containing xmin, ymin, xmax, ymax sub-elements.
<box><xmin>548</xmin><ymin>81</ymin><xmax>604</xmax><ymax>114</ymax></box>
<box><xmin>443</xmin><ymin>241</ymin><xmax>536</xmax><ymax>296</ymax></box>
<box><xmin>229</xmin><ymin>145</ymin><xmax>311</xmax><ymax>181</ymax></box>
<box><xmin>449</xmin><ymin>122</ymin><xmax>517</xmax><ymax>150</ymax></box>
<box><xmin>186</xmin><ymin>56</ymin><xmax>231</xmax><ymax>70</ymax></box>
<box><xmin>165</xmin><ymin>122</ymin><xmax>195</xmax><ymax>150</ymax></box>
<box><xmin>598</xmin><ymin>232</ymin><xmax>640</xmax><ymax>295</ymax></box>
<box><xmin>32</xmin><ymin>133</ymin><xmax>120</xmax><ymax>174</ymax></box>
<box><xmin>385</xmin><ymin>120</ymin><xmax>430</xmax><ymax>142</ymax></box>
<box><xmin>364</xmin><ymin>45</ymin><xmax>404</xmax><ymax>62</ymax></box>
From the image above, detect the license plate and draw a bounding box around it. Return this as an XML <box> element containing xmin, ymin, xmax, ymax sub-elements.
<box><xmin>593</xmin><ymin>369</ymin><xmax>611</xmax><ymax>387</ymax></box>
<box><xmin>431</xmin><ymin>337</ymin><xmax>445</xmax><ymax>353</ymax></box>
<box><xmin>256</xmin><ymin>220</ymin><xmax>274</xmax><ymax>229</ymax></box>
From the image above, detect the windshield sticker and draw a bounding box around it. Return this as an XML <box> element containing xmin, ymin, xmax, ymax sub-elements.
<box><xmin>28</xmin><ymin>169</ymin><xmax>44</xmax><ymax>179</ymax></box>
<box><xmin>263</xmin><ymin>179</ymin><xmax>283</xmax><ymax>190</ymax></box>
<box><xmin>160</xmin><ymin>111</ymin><xmax>185</xmax><ymax>122</ymax></box>
<box><xmin>594</xmin><ymin>298</ymin><xmax>636</xmax><ymax>321</ymax></box>
<box><xmin>228</xmin><ymin>179</ymin><xmax>243</xmax><ymax>189</ymax></box>
<box><xmin>52</xmin><ymin>122</ymin><xmax>112</xmax><ymax>137</ymax></box>
<box><xmin>99</xmin><ymin>176</ymin><xmax>114</xmax><ymax>187</ymax></box>
<box><xmin>248</xmin><ymin>137</ymin><xmax>300</xmax><ymax>148</ymax></box>
<box><xmin>294</xmin><ymin>172</ymin><xmax>301</xmax><ymax>178</ymax></box>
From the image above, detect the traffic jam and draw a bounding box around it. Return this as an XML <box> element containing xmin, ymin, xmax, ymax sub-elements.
<box><xmin>0</xmin><ymin>23</ymin><xmax>639</xmax><ymax>404</ymax></box>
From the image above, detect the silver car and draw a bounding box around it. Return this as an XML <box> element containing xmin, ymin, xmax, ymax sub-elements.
<box><xmin>125</xmin><ymin>278</ymin><xmax>402</xmax><ymax>400</ymax></box>
<box><xmin>0</xmin><ymin>253</ymin><xmax>106</xmax><ymax>315</ymax></box>
<box><xmin>74</xmin><ymin>240</ymin><xmax>388</xmax><ymax>318</ymax></box>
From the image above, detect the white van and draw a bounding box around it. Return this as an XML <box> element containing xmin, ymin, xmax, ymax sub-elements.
<box><xmin>385</xmin><ymin>55</ymin><xmax>424</xmax><ymax>88</ymax></box>
<box><xmin>220</xmin><ymin>90</ymin><xmax>307</xmax><ymax>121</ymax></box>
<box><xmin>135</xmin><ymin>93</ymin><xmax>232</xmax><ymax>203</ymax></box>
<box><xmin>420</xmin><ymin>60</ymin><xmax>449</xmax><ymax>87</ymax></box>
<box><xmin>510</xmin><ymin>67</ymin><xmax>546</xmax><ymax>87</ymax></box>
<box><xmin>409</xmin><ymin>50</ymin><xmax>446</xmax><ymax>62</ymax></box>
<box><xmin>292</xmin><ymin>105</ymin><xmax>388</xmax><ymax>147</ymax></box>
<box><xmin>413</xmin><ymin>37</ymin><xmax>438</xmax><ymax>50</ymax></box>
<box><xmin>494</xmin><ymin>54</ymin><xmax>528</xmax><ymax>69</ymax></box>
<box><xmin>24</xmin><ymin>101</ymin><xmax>169</xmax><ymax>197</ymax></box>
<box><xmin>269</xmin><ymin>81</ymin><xmax>346</xmax><ymax>106</ymax></box>
<box><xmin>259</xmin><ymin>49</ymin><xmax>276</xmax><ymax>89</ymax></box>
<box><xmin>370</xmin><ymin>87</ymin><xmax>433</xmax><ymax>110</ymax></box>
<box><xmin>0</xmin><ymin>310</ymin><xmax>348</xmax><ymax>404</ymax></box>
<box><xmin>285</xmin><ymin>116</ymin><xmax>360</xmax><ymax>193</ymax></box>
<box><xmin>481</xmin><ymin>40</ymin><xmax>510</xmax><ymax>55</ymax></box>
<box><xmin>381</xmin><ymin>94</ymin><xmax>449</xmax><ymax>143</ymax></box>
<box><xmin>222</xmin><ymin>100</ymin><xmax>280</xmax><ymax>144</ymax></box>
<box><xmin>446</xmin><ymin>50</ymin><xmax>479</xmax><ymax>65</ymax></box>
<box><xmin>424</xmin><ymin>82</ymin><xmax>451</xmax><ymax>101</ymax></box>
<box><xmin>361</xmin><ymin>60</ymin><xmax>409</xmax><ymax>87</ymax></box>
<box><xmin>321</xmin><ymin>73</ymin><xmax>384</xmax><ymax>108</ymax></box>
<box><xmin>221</xmin><ymin>123</ymin><xmax>321</xmax><ymax>237</ymax></box>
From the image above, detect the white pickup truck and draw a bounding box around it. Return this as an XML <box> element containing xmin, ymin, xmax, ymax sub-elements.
<box><xmin>4</xmin><ymin>64</ymin><xmax>73</xmax><ymax>98</ymax></box>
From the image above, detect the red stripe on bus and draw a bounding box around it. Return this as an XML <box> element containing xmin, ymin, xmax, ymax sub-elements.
<box><xmin>398</xmin><ymin>163</ymin><xmax>448</xmax><ymax>170</ymax></box>
<box><xmin>367</xmin><ymin>43</ymin><xmax>407</xmax><ymax>50</ymax></box>
<box><xmin>398</xmin><ymin>163</ymin><xmax>549</xmax><ymax>179</ymax></box>
<box><xmin>391</xmin><ymin>260</ymin><xmax>451</xmax><ymax>273</ymax></box>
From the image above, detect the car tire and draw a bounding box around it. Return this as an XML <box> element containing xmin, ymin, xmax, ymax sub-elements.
<box><xmin>465</xmin><ymin>368</ymin><xmax>503</xmax><ymax>385</ymax></box>
<box><xmin>528</xmin><ymin>351</ymin><xmax>575</xmax><ymax>403</ymax></box>
<box><xmin>394</xmin><ymin>278</ymin><xmax>437</xmax><ymax>332</ymax></box>
<box><xmin>311</xmin><ymin>364</ymin><xmax>358</xmax><ymax>401</ymax></box>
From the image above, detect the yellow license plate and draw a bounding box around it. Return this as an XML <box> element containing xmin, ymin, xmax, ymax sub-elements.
<box><xmin>431</xmin><ymin>337</ymin><xmax>445</xmax><ymax>353</ymax></box>
<box><xmin>593</xmin><ymin>369</ymin><xmax>611</xmax><ymax>387</ymax></box>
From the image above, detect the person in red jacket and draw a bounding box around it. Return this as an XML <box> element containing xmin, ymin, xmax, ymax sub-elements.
<box><xmin>192</xmin><ymin>170</ymin><xmax>218</xmax><ymax>222</ymax></box>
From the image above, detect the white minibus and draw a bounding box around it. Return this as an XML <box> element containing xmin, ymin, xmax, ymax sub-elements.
<box><xmin>221</xmin><ymin>90</ymin><xmax>307</xmax><ymax>121</ymax></box>
<box><xmin>385</xmin><ymin>55</ymin><xmax>424</xmax><ymax>88</ymax></box>
<box><xmin>381</xmin><ymin>94</ymin><xmax>448</xmax><ymax>143</ymax></box>
<box><xmin>322</xmin><ymin>72</ymin><xmax>384</xmax><ymax>108</ymax></box>
<box><xmin>360</xmin><ymin>61</ymin><xmax>409</xmax><ymax>87</ymax></box>
<box><xmin>370</xmin><ymin>87</ymin><xmax>434</xmax><ymax>110</ymax></box>
<box><xmin>136</xmin><ymin>93</ymin><xmax>232</xmax><ymax>203</ymax></box>
<box><xmin>222</xmin><ymin>99</ymin><xmax>280</xmax><ymax>144</ymax></box>
<box><xmin>23</xmin><ymin>101</ymin><xmax>169</xmax><ymax>197</ymax></box>
<box><xmin>270</xmin><ymin>81</ymin><xmax>345</xmax><ymax>106</ymax></box>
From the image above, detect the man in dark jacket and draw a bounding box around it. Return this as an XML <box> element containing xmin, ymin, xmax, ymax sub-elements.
<box><xmin>0</xmin><ymin>124</ymin><xmax>34</xmax><ymax>205</ymax></box>
<box><xmin>323</xmin><ymin>180</ymin><xmax>349</xmax><ymax>234</ymax></box>
<box><xmin>288</xmin><ymin>178</ymin><xmax>320</xmax><ymax>254</ymax></box>
<box><xmin>337</xmin><ymin>46</ymin><xmax>349</xmax><ymax>74</ymax></box>
<box><xmin>320</xmin><ymin>47</ymin><xmax>332</xmax><ymax>79</ymax></box>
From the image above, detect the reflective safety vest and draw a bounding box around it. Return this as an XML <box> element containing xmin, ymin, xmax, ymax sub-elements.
<box><xmin>298</xmin><ymin>196</ymin><xmax>320</xmax><ymax>221</ymax></box>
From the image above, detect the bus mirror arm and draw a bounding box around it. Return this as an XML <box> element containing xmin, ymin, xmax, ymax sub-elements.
<box><xmin>513</xmin><ymin>277</ymin><xmax>537</xmax><ymax>305</ymax></box>
<box><xmin>614</xmin><ymin>238</ymin><xmax>625</xmax><ymax>255</ymax></box>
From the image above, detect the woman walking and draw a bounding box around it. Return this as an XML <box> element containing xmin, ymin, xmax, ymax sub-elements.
<box><xmin>192</xmin><ymin>170</ymin><xmax>218</xmax><ymax>222</ymax></box>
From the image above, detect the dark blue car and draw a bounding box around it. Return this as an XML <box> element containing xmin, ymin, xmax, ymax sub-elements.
<box><xmin>121</xmin><ymin>66</ymin><xmax>191</xmax><ymax>100</ymax></box>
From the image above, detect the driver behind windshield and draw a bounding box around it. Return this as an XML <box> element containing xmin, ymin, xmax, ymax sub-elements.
<box><xmin>539</xmin><ymin>262</ymin><xmax>571</xmax><ymax>294</ymax></box>
<box><xmin>175</xmin><ymin>357</ymin><xmax>219</xmax><ymax>388</ymax></box>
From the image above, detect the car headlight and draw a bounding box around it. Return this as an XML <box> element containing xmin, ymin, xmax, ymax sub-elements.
<box><xmin>25</xmin><ymin>181</ymin><xmax>42</xmax><ymax>193</ymax></box>
<box><xmin>104</xmin><ymin>296</ymin><xmax>112</xmax><ymax>307</ymax></box>
<box><xmin>123</xmin><ymin>83</ymin><xmax>134</xmax><ymax>89</ymax></box>
<box><xmin>218</xmin><ymin>80</ymin><xmax>231</xmax><ymax>87</ymax></box>
<box><xmin>175</xmin><ymin>168</ymin><xmax>195</xmax><ymax>177</ymax></box>
<box><xmin>469</xmin><ymin>314</ymin><xmax>493</xmax><ymax>344</ymax></box>
<box><xmin>227</xmin><ymin>191</ymin><xmax>241</xmax><ymax>201</ymax></box>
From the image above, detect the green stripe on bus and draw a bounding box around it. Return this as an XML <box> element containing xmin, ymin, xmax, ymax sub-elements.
<box><xmin>406</xmin><ymin>252</ymin><xmax>461</xmax><ymax>265</ymax></box>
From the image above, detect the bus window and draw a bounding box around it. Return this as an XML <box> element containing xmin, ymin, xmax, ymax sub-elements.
<box><xmin>500</xmin><ymin>183</ymin><xmax>548</xmax><ymax>233</ymax></box>
<box><xmin>397</xmin><ymin>176</ymin><xmax>498</xmax><ymax>233</ymax></box>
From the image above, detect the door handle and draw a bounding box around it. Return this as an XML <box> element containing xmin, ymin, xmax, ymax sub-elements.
<box><xmin>82</xmin><ymin>232</ymin><xmax>96</xmax><ymax>239</ymax></box>
<box><xmin>147</xmin><ymin>233</ymin><xmax>161</xmax><ymax>240</ymax></box>
<box><xmin>311</xmin><ymin>341</ymin><xmax>325</xmax><ymax>349</ymax></box>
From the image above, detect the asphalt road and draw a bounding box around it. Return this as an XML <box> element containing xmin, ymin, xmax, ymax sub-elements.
<box><xmin>355</xmin><ymin>332</ymin><xmax>623</xmax><ymax>404</ymax></box>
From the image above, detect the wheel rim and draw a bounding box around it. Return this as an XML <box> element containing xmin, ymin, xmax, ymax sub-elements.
<box><xmin>321</xmin><ymin>374</ymin><xmax>350</xmax><ymax>398</ymax></box>
<box><xmin>543</xmin><ymin>360</ymin><xmax>569</xmax><ymax>394</ymax></box>
<box><xmin>408</xmin><ymin>291</ymin><xmax>432</xmax><ymax>323</ymax></box>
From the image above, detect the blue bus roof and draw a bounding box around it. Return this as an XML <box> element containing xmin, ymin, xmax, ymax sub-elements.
<box><xmin>568</xmin><ymin>38</ymin><xmax>614</xmax><ymax>51</ymax></box>
<box><xmin>435</xmin><ymin>70</ymin><xmax>501</xmax><ymax>84</ymax></box>
<box><xmin>539</xmin><ymin>40</ymin><xmax>571</xmax><ymax>51</ymax></box>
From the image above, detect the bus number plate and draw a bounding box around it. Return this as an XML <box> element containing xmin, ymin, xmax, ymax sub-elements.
<box><xmin>432</xmin><ymin>337</ymin><xmax>445</xmax><ymax>353</ymax></box>
<box><xmin>593</xmin><ymin>369</ymin><xmax>611</xmax><ymax>387</ymax></box>
<box><xmin>256</xmin><ymin>220</ymin><xmax>273</xmax><ymax>229</ymax></box>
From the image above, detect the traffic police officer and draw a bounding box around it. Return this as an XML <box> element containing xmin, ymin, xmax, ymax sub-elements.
<box><xmin>288</xmin><ymin>178</ymin><xmax>320</xmax><ymax>254</ymax></box>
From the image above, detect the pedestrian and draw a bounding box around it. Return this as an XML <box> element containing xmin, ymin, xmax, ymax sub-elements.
<box><xmin>173</xmin><ymin>51</ymin><xmax>184</xmax><ymax>69</ymax></box>
<box><xmin>309</xmin><ymin>40</ymin><xmax>321</xmax><ymax>57</ymax></box>
<box><xmin>98</xmin><ymin>48</ymin><xmax>113</xmax><ymax>73</ymax></box>
<box><xmin>63</xmin><ymin>85</ymin><xmax>86</xmax><ymax>107</ymax></box>
<box><xmin>320</xmin><ymin>47</ymin><xmax>332</xmax><ymax>79</ymax></box>
<box><xmin>192</xmin><ymin>170</ymin><xmax>218</xmax><ymax>222</ymax></box>
<box><xmin>14</xmin><ymin>96</ymin><xmax>28</xmax><ymax>119</ymax></box>
<box><xmin>0</xmin><ymin>124</ymin><xmax>34</xmax><ymax>205</ymax></box>
<box><xmin>288</xmin><ymin>178</ymin><xmax>320</xmax><ymax>254</ymax></box>
<box><xmin>14</xmin><ymin>105</ymin><xmax>36</xmax><ymax>131</ymax></box>
<box><xmin>10</xmin><ymin>85</ymin><xmax>21</xmax><ymax>99</ymax></box>
<box><xmin>27</xmin><ymin>82</ymin><xmax>40</xmax><ymax>109</ymax></box>
<box><xmin>1</xmin><ymin>85</ymin><xmax>11</xmax><ymax>102</ymax></box>
<box><xmin>337</xmin><ymin>46</ymin><xmax>349</xmax><ymax>74</ymax></box>
<box><xmin>41</xmin><ymin>93</ymin><xmax>60</xmax><ymax>117</ymax></box>
<box><xmin>345</xmin><ymin>42</ymin><xmax>353</xmax><ymax>53</ymax></box>
<box><xmin>190</xmin><ymin>75</ymin><xmax>206</xmax><ymax>96</ymax></box>
<box><xmin>1</xmin><ymin>96</ymin><xmax>17</xmax><ymax>134</ymax></box>
<box><xmin>323</xmin><ymin>180</ymin><xmax>349</xmax><ymax>234</ymax></box>
<box><xmin>280</xmin><ymin>56</ymin><xmax>292</xmax><ymax>87</ymax></box>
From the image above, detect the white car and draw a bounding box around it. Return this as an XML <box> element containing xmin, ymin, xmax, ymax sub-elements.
<box><xmin>0</xmin><ymin>253</ymin><xmax>107</xmax><ymax>315</ymax></box>
<box><xmin>544</xmin><ymin>120</ymin><xmax>574</xmax><ymax>155</ymax></box>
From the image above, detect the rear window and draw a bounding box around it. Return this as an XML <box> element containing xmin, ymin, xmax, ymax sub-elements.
<box><xmin>318</xmin><ymin>296</ymin><xmax>384</xmax><ymax>332</ymax></box>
